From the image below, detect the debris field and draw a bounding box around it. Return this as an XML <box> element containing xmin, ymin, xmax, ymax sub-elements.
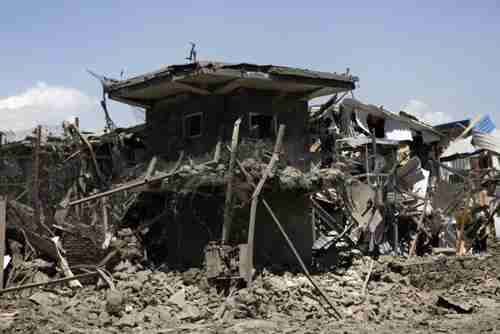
<box><xmin>1</xmin><ymin>60</ymin><xmax>500</xmax><ymax>333</ymax></box>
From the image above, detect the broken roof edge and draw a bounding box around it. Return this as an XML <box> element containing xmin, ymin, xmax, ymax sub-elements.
<box><xmin>103</xmin><ymin>61</ymin><xmax>357</xmax><ymax>107</ymax></box>
<box><xmin>341</xmin><ymin>98</ymin><xmax>444</xmax><ymax>137</ymax></box>
<box><xmin>105</xmin><ymin>61</ymin><xmax>357</xmax><ymax>91</ymax></box>
<box><xmin>440</xmin><ymin>131</ymin><xmax>500</xmax><ymax>160</ymax></box>
<box><xmin>435</xmin><ymin>115</ymin><xmax>496</xmax><ymax>135</ymax></box>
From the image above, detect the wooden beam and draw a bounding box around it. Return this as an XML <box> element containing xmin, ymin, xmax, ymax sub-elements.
<box><xmin>52</xmin><ymin>238</ymin><xmax>82</xmax><ymax>289</ymax></box>
<box><xmin>222</xmin><ymin>118</ymin><xmax>242</xmax><ymax>243</ymax></box>
<box><xmin>69</xmin><ymin>124</ymin><xmax>106</xmax><ymax>184</ymax></box>
<box><xmin>246</xmin><ymin>125</ymin><xmax>285</xmax><ymax>285</ymax></box>
<box><xmin>0</xmin><ymin>272</ymin><xmax>99</xmax><ymax>295</ymax></box>
<box><xmin>65</xmin><ymin>151</ymin><xmax>184</xmax><ymax>207</ymax></box>
<box><xmin>144</xmin><ymin>156</ymin><xmax>158</xmax><ymax>182</ymax></box>
<box><xmin>66</xmin><ymin>141</ymin><xmax>222</xmax><ymax>208</ymax></box>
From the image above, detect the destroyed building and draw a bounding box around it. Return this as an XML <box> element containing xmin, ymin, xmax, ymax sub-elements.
<box><xmin>100</xmin><ymin>61</ymin><xmax>358</xmax><ymax>270</ymax></box>
<box><xmin>104</xmin><ymin>62</ymin><xmax>356</xmax><ymax>168</ymax></box>
<box><xmin>436</xmin><ymin>116</ymin><xmax>500</xmax><ymax>183</ymax></box>
<box><xmin>1</xmin><ymin>58</ymin><xmax>500</xmax><ymax>332</ymax></box>
<box><xmin>309</xmin><ymin>98</ymin><xmax>447</xmax><ymax>262</ymax></box>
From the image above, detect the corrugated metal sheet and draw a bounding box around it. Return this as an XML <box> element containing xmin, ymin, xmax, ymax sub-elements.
<box><xmin>341</xmin><ymin>98</ymin><xmax>443</xmax><ymax>141</ymax></box>
<box><xmin>441</xmin><ymin>136</ymin><xmax>477</xmax><ymax>159</ymax></box>
<box><xmin>474</xmin><ymin>115</ymin><xmax>496</xmax><ymax>134</ymax></box>
<box><xmin>472</xmin><ymin>132</ymin><xmax>500</xmax><ymax>155</ymax></box>
<box><xmin>435</xmin><ymin>115</ymin><xmax>496</xmax><ymax>134</ymax></box>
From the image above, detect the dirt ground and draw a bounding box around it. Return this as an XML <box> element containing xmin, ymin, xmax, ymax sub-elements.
<box><xmin>2</xmin><ymin>249</ymin><xmax>500</xmax><ymax>334</ymax></box>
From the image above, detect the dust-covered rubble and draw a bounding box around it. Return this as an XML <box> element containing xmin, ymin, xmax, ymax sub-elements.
<box><xmin>3</xmin><ymin>256</ymin><xmax>500</xmax><ymax>333</ymax></box>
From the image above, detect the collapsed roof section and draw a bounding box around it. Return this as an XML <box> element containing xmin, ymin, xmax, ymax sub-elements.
<box><xmin>104</xmin><ymin>61</ymin><xmax>358</xmax><ymax>108</ymax></box>
<box><xmin>435</xmin><ymin>115</ymin><xmax>496</xmax><ymax>135</ymax></box>
<box><xmin>341</xmin><ymin>98</ymin><xmax>443</xmax><ymax>143</ymax></box>
<box><xmin>441</xmin><ymin>131</ymin><xmax>500</xmax><ymax>160</ymax></box>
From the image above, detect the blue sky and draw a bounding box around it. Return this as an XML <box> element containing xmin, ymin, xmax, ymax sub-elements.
<box><xmin>1</xmin><ymin>1</ymin><xmax>499</xmax><ymax>133</ymax></box>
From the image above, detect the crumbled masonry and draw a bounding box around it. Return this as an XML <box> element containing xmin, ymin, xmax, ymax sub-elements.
<box><xmin>1</xmin><ymin>61</ymin><xmax>500</xmax><ymax>333</ymax></box>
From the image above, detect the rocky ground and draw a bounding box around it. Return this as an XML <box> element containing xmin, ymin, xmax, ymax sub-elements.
<box><xmin>2</xmin><ymin>251</ymin><xmax>500</xmax><ymax>334</ymax></box>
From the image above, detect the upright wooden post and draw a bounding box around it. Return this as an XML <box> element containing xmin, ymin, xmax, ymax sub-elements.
<box><xmin>222</xmin><ymin>118</ymin><xmax>241</xmax><ymax>243</ymax></box>
<box><xmin>0</xmin><ymin>197</ymin><xmax>6</xmax><ymax>288</ymax></box>
<box><xmin>32</xmin><ymin>126</ymin><xmax>42</xmax><ymax>230</ymax></box>
<box><xmin>246</xmin><ymin>125</ymin><xmax>285</xmax><ymax>285</ymax></box>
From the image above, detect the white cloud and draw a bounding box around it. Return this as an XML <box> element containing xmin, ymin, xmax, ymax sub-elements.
<box><xmin>401</xmin><ymin>99</ymin><xmax>452</xmax><ymax>125</ymax></box>
<box><xmin>0</xmin><ymin>82</ymin><xmax>97</xmax><ymax>135</ymax></box>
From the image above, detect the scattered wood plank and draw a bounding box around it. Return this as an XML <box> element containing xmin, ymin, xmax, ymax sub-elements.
<box><xmin>0</xmin><ymin>272</ymin><xmax>99</xmax><ymax>295</ymax></box>
<box><xmin>97</xmin><ymin>269</ymin><xmax>115</xmax><ymax>290</ymax></box>
<box><xmin>101</xmin><ymin>197</ymin><xmax>111</xmax><ymax>249</ymax></box>
<box><xmin>69</xmin><ymin>123</ymin><xmax>106</xmax><ymax>184</ymax></box>
<box><xmin>144</xmin><ymin>156</ymin><xmax>158</xmax><ymax>182</ymax></box>
<box><xmin>51</xmin><ymin>238</ymin><xmax>82</xmax><ymax>289</ymax></box>
<box><xmin>65</xmin><ymin>151</ymin><xmax>185</xmax><ymax>207</ymax></box>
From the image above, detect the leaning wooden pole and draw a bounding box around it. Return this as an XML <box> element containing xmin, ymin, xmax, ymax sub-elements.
<box><xmin>246</xmin><ymin>125</ymin><xmax>285</xmax><ymax>285</ymax></box>
<box><xmin>222</xmin><ymin>118</ymin><xmax>242</xmax><ymax>243</ymax></box>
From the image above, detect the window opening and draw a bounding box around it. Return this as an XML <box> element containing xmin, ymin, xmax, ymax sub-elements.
<box><xmin>249</xmin><ymin>113</ymin><xmax>276</xmax><ymax>139</ymax></box>
<box><xmin>184</xmin><ymin>113</ymin><xmax>203</xmax><ymax>138</ymax></box>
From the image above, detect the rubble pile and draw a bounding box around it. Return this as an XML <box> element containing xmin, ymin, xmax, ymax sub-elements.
<box><xmin>3</xmin><ymin>254</ymin><xmax>500</xmax><ymax>333</ymax></box>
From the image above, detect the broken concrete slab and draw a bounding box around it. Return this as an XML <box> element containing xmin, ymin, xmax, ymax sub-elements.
<box><xmin>105</xmin><ymin>289</ymin><xmax>124</xmax><ymax>316</ymax></box>
<box><xmin>168</xmin><ymin>288</ymin><xmax>186</xmax><ymax>309</ymax></box>
<box><xmin>436</xmin><ymin>295</ymin><xmax>474</xmax><ymax>314</ymax></box>
<box><xmin>29</xmin><ymin>291</ymin><xmax>60</xmax><ymax>307</ymax></box>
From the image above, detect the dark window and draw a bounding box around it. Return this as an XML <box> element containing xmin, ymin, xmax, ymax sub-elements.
<box><xmin>249</xmin><ymin>113</ymin><xmax>276</xmax><ymax>139</ymax></box>
<box><xmin>479</xmin><ymin>153</ymin><xmax>491</xmax><ymax>169</ymax></box>
<box><xmin>184</xmin><ymin>113</ymin><xmax>202</xmax><ymax>138</ymax></box>
<box><xmin>366</xmin><ymin>114</ymin><xmax>385</xmax><ymax>138</ymax></box>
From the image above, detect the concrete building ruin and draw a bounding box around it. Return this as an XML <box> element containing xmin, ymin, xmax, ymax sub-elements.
<box><xmin>96</xmin><ymin>61</ymin><xmax>358</xmax><ymax>271</ymax></box>
<box><xmin>1</xmin><ymin>58</ymin><xmax>500</xmax><ymax>313</ymax></box>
